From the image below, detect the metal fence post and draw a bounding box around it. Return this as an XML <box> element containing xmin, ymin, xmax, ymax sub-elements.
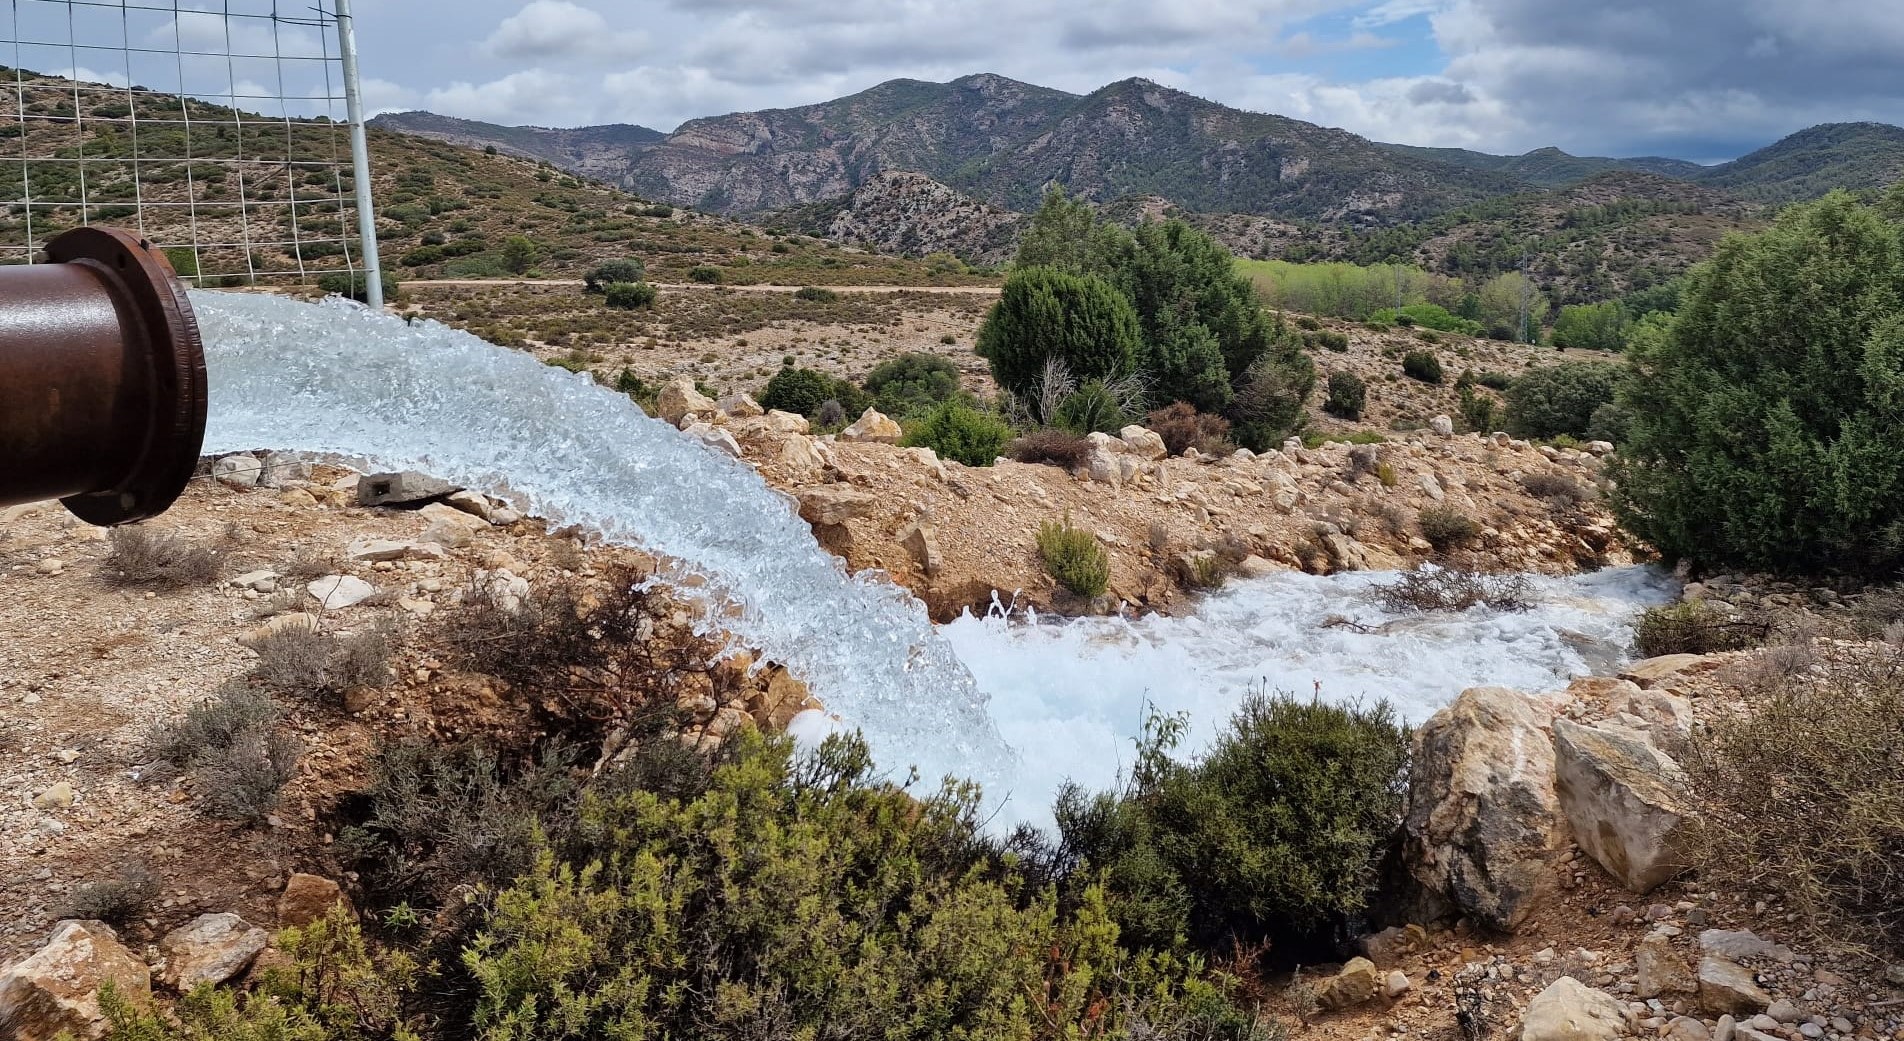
<box><xmin>334</xmin><ymin>0</ymin><xmax>383</xmax><ymax>309</ymax></box>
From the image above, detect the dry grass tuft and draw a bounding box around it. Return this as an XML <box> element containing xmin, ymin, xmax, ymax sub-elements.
<box><xmin>100</xmin><ymin>527</ymin><xmax>221</xmax><ymax>589</ymax></box>
<box><xmin>1372</xmin><ymin>568</ymin><xmax>1532</xmax><ymax>613</ymax></box>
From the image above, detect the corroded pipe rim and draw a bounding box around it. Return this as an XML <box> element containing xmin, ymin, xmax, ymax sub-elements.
<box><xmin>45</xmin><ymin>227</ymin><xmax>207</xmax><ymax>526</ymax></box>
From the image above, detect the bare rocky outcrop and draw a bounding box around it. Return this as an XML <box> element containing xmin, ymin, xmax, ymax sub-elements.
<box><xmin>1520</xmin><ymin>976</ymin><xmax>1627</xmax><ymax>1041</ymax></box>
<box><xmin>157</xmin><ymin>913</ymin><xmax>269</xmax><ymax>991</ymax></box>
<box><xmin>1405</xmin><ymin>686</ymin><xmax>1570</xmax><ymax>933</ymax></box>
<box><xmin>0</xmin><ymin>921</ymin><xmax>150</xmax><ymax>1041</ymax></box>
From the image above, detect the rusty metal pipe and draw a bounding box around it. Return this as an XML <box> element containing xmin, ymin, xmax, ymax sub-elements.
<box><xmin>0</xmin><ymin>227</ymin><xmax>206</xmax><ymax>525</ymax></box>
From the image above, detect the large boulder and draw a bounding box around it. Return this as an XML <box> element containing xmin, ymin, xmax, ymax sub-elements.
<box><xmin>1619</xmin><ymin>654</ymin><xmax>1719</xmax><ymax>689</ymax></box>
<box><xmin>1315</xmin><ymin>957</ymin><xmax>1382</xmax><ymax>1010</ymax></box>
<box><xmin>794</xmin><ymin>486</ymin><xmax>878</xmax><ymax>527</ymax></box>
<box><xmin>1551</xmin><ymin>719</ymin><xmax>1692</xmax><ymax>894</ymax></box>
<box><xmin>1404</xmin><ymin>686</ymin><xmax>1570</xmax><ymax>933</ymax></box>
<box><xmin>1521</xmin><ymin>976</ymin><xmax>1626</xmax><ymax>1041</ymax></box>
<box><xmin>840</xmin><ymin>407</ymin><xmax>902</xmax><ymax>444</ymax></box>
<box><xmin>158</xmin><ymin>913</ymin><xmax>269</xmax><ymax>991</ymax></box>
<box><xmin>278</xmin><ymin>873</ymin><xmax>351</xmax><ymax>928</ymax></box>
<box><xmin>1118</xmin><ymin>425</ymin><xmax>1168</xmax><ymax>461</ymax></box>
<box><xmin>657</xmin><ymin>378</ymin><xmax>717</xmax><ymax>427</ymax></box>
<box><xmin>0</xmin><ymin>920</ymin><xmax>151</xmax><ymax>1040</ymax></box>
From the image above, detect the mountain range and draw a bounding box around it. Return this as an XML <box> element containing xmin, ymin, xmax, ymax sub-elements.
<box><xmin>372</xmin><ymin>73</ymin><xmax>1904</xmax><ymax>226</ymax></box>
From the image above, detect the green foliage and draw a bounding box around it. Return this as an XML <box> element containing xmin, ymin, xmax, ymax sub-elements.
<box><xmin>1116</xmin><ymin>222</ymin><xmax>1291</xmax><ymax>408</ymax></box>
<box><xmin>1056</xmin><ymin>696</ymin><xmax>1410</xmax><ymax>951</ymax></box>
<box><xmin>582</xmin><ymin>258</ymin><xmax>645</xmax><ymax>293</ymax></box>
<box><xmin>1307</xmin><ymin>329</ymin><xmax>1350</xmax><ymax>352</ymax></box>
<box><xmin>1550</xmin><ymin>301</ymin><xmax>1631</xmax><ymax>351</ymax></box>
<box><xmin>1322</xmin><ymin>370</ymin><xmax>1366</xmax><ymax>420</ymax></box>
<box><xmin>500</xmin><ymin>235</ymin><xmax>539</xmax><ymax>275</ymax></box>
<box><xmin>863</xmin><ymin>351</ymin><xmax>960</xmax><ymax>417</ymax></box>
<box><xmin>1457</xmin><ymin>385</ymin><xmax>1497</xmax><ymax>434</ymax></box>
<box><xmin>1475</xmin><ymin>271</ymin><xmax>1548</xmax><ymax>341</ymax></box>
<box><xmin>1401</xmin><ymin>350</ymin><xmax>1443</xmax><ymax>384</ymax></box>
<box><xmin>1228</xmin><ymin>343</ymin><xmax>1316</xmax><ymax>452</ymax></box>
<box><xmin>688</xmin><ymin>263</ymin><xmax>724</xmax><ymax>283</ymax></box>
<box><xmin>1503</xmin><ymin>362</ymin><xmax>1621</xmax><ymax>440</ymax></box>
<box><xmin>900</xmin><ymin>401</ymin><xmax>1013</xmax><ymax>467</ymax></box>
<box><xmin>1632</xmin><ymin>601</ymin><xmax>1769</xmax><ymax>658</ymax></box>
<box><xmin>1037</xmin><ymin>517</ymin><xmax>1111</xmax><ymax>598</ymax></box>
<box><xmin>601</xmin><ymin>281</ymin><xmax>656</xmax><ymax>310</ymax></box>
<box><xmin>1053</xmin><ymin>378</ymin><xmax>1139</xmax><ymax>435</ymax></box>
<box><xmin>1370</xmin><ymin>303</ymin><xmax>1480</xmax><ymax>335</ymax></box>
<box><xmin>1241</xmin><ymin>259</ymin><xmax>1460</xmax><ymax>322</ymax></box>
<box><xmin>1012</xmin><ymin>186</ymin><xmax>1129</xmax><ymax>279</ymax></box>
<box><xmin>792</xmin><ymin>285</ymin><xmax>839</xmax><ymax>302</ymax></box>
<box><xmin>759</xmin><ymin>365</ymin><xmax>860</xmax><ymax>418</ymax></box>
<box><xmin>1612</xmin><ymin>191</ymin><xmax>1904</xmax><ymax>573</ymax></box>
<box><xmin>462</xmin><ymin>731</ymin><xmax>1258</xmax><ymax>1041</ymax></box>
<box><xmin>976</xmin><ymin>266</ymin><xmax>1142</xmax><ymax>400</ymax></box>
<box><xmin>316</xmin><ymin>270</ymin><xmax>399</xmax><ymax>304</ymax></box>
<box><xmin>162</xmin><ymin>246</ymin><xmax>199</xmax><ymax>278</ymax></box>
<box><xmin>1474</xmin><ymin>370</ymin><xmax>1514</xmax><ymax>391</ymax></box>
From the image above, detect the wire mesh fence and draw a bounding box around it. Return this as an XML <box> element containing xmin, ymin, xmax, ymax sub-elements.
<box><xmin>2</xmin><ymin>0</ymin><xmax>376</xmax><ymax>291</ymax></box>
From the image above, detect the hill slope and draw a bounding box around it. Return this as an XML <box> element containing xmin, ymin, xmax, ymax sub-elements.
<box><xmin>1694</xmin><ymin>122</ymin><xmax>1904</xmax><ymax>201</ymax></box>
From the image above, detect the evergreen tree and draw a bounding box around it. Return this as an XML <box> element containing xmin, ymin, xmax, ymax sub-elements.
<box><xmin>975</xmin><ymin>266</ymin><xmax>1142</xmax><ymax>402</ymax></box>
<box><xmin>1013</xmin><ymin>186</ymin><xmax>1129</xmax><ymax>278</ymax></box>
<box><xmin>1612</xmin><ymin>191</ymin><xmax>1904</xmax><ymax>573</ymax></box>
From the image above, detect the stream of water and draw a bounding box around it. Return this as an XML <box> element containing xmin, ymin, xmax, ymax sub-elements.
<box><xmin>195</xmin><ymin>291</ymin><xmax>1676</xmax><ymax>827</ymax></box>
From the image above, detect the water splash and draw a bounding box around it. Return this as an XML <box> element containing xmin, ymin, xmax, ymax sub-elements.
<box><xmin>194</xmin><ymin>290</ymin><xmax>1009</xmax><ymax>786</ymax></box>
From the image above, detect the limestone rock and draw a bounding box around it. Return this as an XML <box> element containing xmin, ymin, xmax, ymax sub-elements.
<box><xmin>775</xmin><ymin>436</ymin><xmax>828</xmax><ymax>475</ymax></box>
<box><xmin>795</xmin><ymin>486</ymin><xmax>878</xmax><ymax>527</ymax></box>
<box><xmin>719</xmin><ymin>392</ymin><xmax>765</xmax><ymax>418</ymax></box>
<box><xmin>1418</xmin><ymin>472</ymin><xmax>1446</xmax><ymax>501</ymax></box>
<box><xmin>443</xmin><ymin>490</ymin><xmax>494</xmax><ymax>522</ymax></box>
<box><xmin>1664</xmin><ymin>1017</ymin><xmax>1711</xmax><ymax>1041</ymax></box>
<box><xmin>1384</xmin><ymin>971</ymin><xmax>1412</xmax><ymax>999</ymax></box>
<box><xmin>1636</xmin><ymin>933</ymin><xmax>1698</xmax><ymax>999</ymax></box>
<box><xmin>1520</xmin><ymin>976</ymin><xmax>1626</xmax><ymax>1041</ymax></box>
<box><xmin>158</xmin><ymin>913</ymin><xmax>268</xmax><ymax>991</ymax></box>
<box><xmin>1404</xmin><ymin>686</ymin><xmax>1569</xmax><ymax>933</ymax></box>
<box><xmin>840</xmin><ymin>407</ymin><xmax>902</xmax><ymax>443</ymax></box>
<box><xmin>897</xmin><ymin>520</ymin><xmax>943</xmax><ymax>577</ymax></box>
<box><xmin>765</xmin><ymin>409</ymin><xmax>810</xmax><ymax>435</ymax></box>
<box><xmin>1119</xmin><ymin>425</ymin><xmax>1168</xmax><ymax>460</ymax></box>
<box><xmin>684</xmin><ymin>421</ymin><xmax>743</xmax><ymax>458</ymax></box>
<box><xmin>1361</xmin><ymin>923</ymin><xmax>1429</xmax><ymax>966</ymax></box>
<box><xmin>1551</xmin><ymin>719</ymin><xmax>1692</xmax><ymax>894</ymax></box>
<box><xmin>356</xmin><ymin>471</ymin><xmax>455</xmax><ymax>507</ymax></box>
<box><xmin>307</xmin><ymin>575</ymin><xmax>376</xmax><ymax>610</ymax></box>
<box><xmin>232</xmin><ymin>570</ymin><xmax>279</xmax><ymax>593</ymax></box>
<box><xmin>258</xmin><ymin>452</ymin><xmax>310</xmax><ymax>488</ymax></box>
<box><xmin>1698</xmin><ymin>956</ymin><xmax>1772</xmax><ymax>1015</ymax></box>
<box><xmin>1619</xmin><ymin>654</ymin><xmax>1719</xmax><ymax>689</ymax></box>
<box><xmin>657</xmin><ymin>378</ymin><xmax>717</xmax><ymax>426</ymax></box>
<box><xmin>278</xmin><ymin>874</ymin><xmax>350</xmax><ymax>928</ymax></box>
<box><xmin>1085</xmin><ymin>447</ymin><xmax>1123</xmax><ymax>486</ymax></box>
<box><xmin>0</xmin><ymin>920</ymin><xmax>151</xmax><ymax>1040</ymax></box>
<box><xmin>1698</xmin><ymin>930</ymin><xmax>1794</xmax><ymax>965</ymax></box>
<box><xmin>212</xmin><ymin>454</ymin><xmax>263</xmax><ymax>489</ymax></box>
<box><xmin>1430</xmin><ymin>415</ymin><xmax>1455</xmax><ymax>437</ymax></box>
<box><xmin>1315</xmin><ymin>957</ymin><xmax>1381</xmax><ymax>1010</ymax></box>
<box><xmin>346</xmin><ymin>538</ymin><xmax>437</xmax><ymax>563</ymax></box>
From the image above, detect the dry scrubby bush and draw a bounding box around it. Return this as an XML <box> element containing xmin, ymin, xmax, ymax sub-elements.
<box><xmin>144</xmin><ymin>683</ymin><xmax>302</xmax><ymax>824</ymax></box>
<box><xmin>249</xmin><ymin>619</ymin><xmax>398</xmax><ymax>706</ymax></box>
<box><xmin>1690</xmin><ymin>644</ymin><xmax>1904</xmax><ymax>953</ymax></box>
<box><xmin>1372</xmin><ymin>568</ymin><xmax>1532</xmax><ymax>613</ymax></box>
<box><xmin>1147</xmin><ymin>402</ymin><xmax>1232</xmax><ymax>457</ymax></box>
<box><xmin>1007</xmin><ymin>428</ymin><xmax>1093</xmax><ymax>469</ymax></box>
<box><xmin>62</xmin><ymin>863</ymin><xmax>159</xmax><ymax>926</ymax></box>
<box><xmin>1418</xmin><ymin>505</ymin><xmax>1481</xmax><ymax>551</ymax></box>
<box><xmin>100</xmin><ymin>527</ymin><xmax>221</xmax><ymax>589</ymax></box>
<box><xmin>1038</xmin><ymin>516</ymin><xmax>1111</xmax><ymax>598</ymax></box>
<box><xmin>1633</xmin><ymin>601</ymin><xmax>1770</xmax><ymax>658</ymax></box>
<box><xmin>1519</xmin><ymin>471</ymin><xmax>1593</xmax><ymax>505</ymax></box>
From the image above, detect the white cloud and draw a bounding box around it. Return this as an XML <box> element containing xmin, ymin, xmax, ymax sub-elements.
<box><xmin>483</xmin><ymin>1</ymin><xmax>646</xmax><ymax>62</ymax></box>
<box><xmin>423</xmin><ymin>69</ymin><xmax>583</xmax><ymax>125</ymax></box>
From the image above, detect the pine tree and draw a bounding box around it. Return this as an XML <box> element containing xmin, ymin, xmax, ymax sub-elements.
<box><xmin>975</xmin><ymin>266</ymin><xmax>1142</xmax><ymax>402</ymax></box>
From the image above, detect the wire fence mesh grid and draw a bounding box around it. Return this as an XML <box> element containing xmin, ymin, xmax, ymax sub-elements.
<box><xmin>2</xmin><ymin>0</ymin><xmax>374</xmax><ymax>290</ymax></box>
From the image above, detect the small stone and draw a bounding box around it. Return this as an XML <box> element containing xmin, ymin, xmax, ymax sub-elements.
<box><xmin>1748</xmin><ymin>1016</ymin><xmax>1779</xmax><ymax>1031</ymax></box>
<box><xmin>1314</xmin><ymin>957</ymin><xmax>1381</xmax><ymax>1010</ymax></box>
<box><xmin>212</xmin><ymin>454</ymin><xmax>263</xmax><ymax>488</ymax></box>
<box><xmin>34</xmin><ymin>558</ymin><xmax>64</xmax><ymax>576</ymax></box>
<box><xmin>1768</xmin><ymin>1000</ymin><xmax>1805</xmax><ymax>1024</ymax></box>
<box><xmin>277</xmin><ymin>873</ymin><xmax>350</xmax><ymax>928</ymax></box>
<box><xmin>1830</xmin><ymin>1018</ymin><xmax>1853</xmax><ymax>1034</ymax></box>
<box><xmin>1699</xmin><ymin>956</ymin><xmax>1772</xmax><ymax>1015</ymax></box>
<box><xmin>1699</xmin><ymin>930</ymin><xmax>1795</xmax><ymax>965</ymax></box>
<box><xmin>52</xmin><ymin>749</ymin><xmax>80</xmax><ymax>764</ymax></box>
<box><xmin>31</xmin><ymin>782</ymin><xmax>74</xmax><ymax>810</ymax></box>
<box><xmin>1430</xmin><ymin>414</ymin><xmax>1455</xmax><ymax>437</ymax></box>
<box><xmin>443</xmin><ymin>490</ymin><xmax>494</xmax><ymax>522</ymax></box>
<box><xmin>232</xmin><ymin>570</ymin><xmax>279</xmax><ymax>593</ymax></box>
<box><xmin>306</xmin><ymin>575</ymin><xmax>376</xmax><ymax>610</ymax></box>
<box><xmin>1714</xmin><ymin>1014</ymin><xmax>1737</xmax><ymax>1041</ymax></box>
<box><xmin>1384</xmin><ymin>970</ymin><xmax>1411</xmax><ymax>999</ymax></box>
<box><xmin>1798</xmin><ymin>1024</ymin><xmax>1822</xmax><ymax>1038</ymax></box>
<box><xmin>1664</xmin><ymin>1017</ymin><xmax>1711</xmax><ymax>1041</ymax></box>
<box><xmin>1637</xmin><ymin>933</ymin><xmax>1697</xmax><ymax>999</ymax></box>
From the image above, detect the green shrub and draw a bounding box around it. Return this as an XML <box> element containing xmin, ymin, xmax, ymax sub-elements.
<box><xmin>759</xmin><ymin>365</ymin><xmax>851</xmax><ymax>417</ymax></box>
<box><xmin>162</xmin><ymin>246</ymin><xmax>198</xmax><ymax>278</ymax></box>
<box><xmin>1370</xmin><ymin>303</ymin><xmax>1481</xmax><ymax>335</ymax></box>
<box><xmin>1306</xmin><ymin>329</ymin><xmax>1350</xmax><ymax>352</ymax></box>
<box><xmin>463</xmin><ymin>731</ymin><xmax>1259</xmax><ymax>1041</ymax></box>
<box><xmin>1323</xmin><ymin>370</ymin><xmax>1366</xmax><ymax>420</ymax></box>
<box><xmin>899</xmin><ymin>401</ymin><xmax>1013</xmax><ymax>467</ymax></box>
<box><xmin>1057</xmin><ymin>696</ymin><xmax>1410</xmax><ymax>950</ymax></box>
<box><xmin>1632</xmin><ymin>601</ymin><xmax>1769</xmax><ymax>658</ymax></box>
<box><xmin>1053</xmin><ymin>378</ymin><xmax>1137</xmax><ymax>434</ymax></box>
<box><xmin>1400</xmin><ymin>350</ymin><xmax>1443</xmax><ymax>384</ymax></box>
<box><xmin>601</xmin><ymin>280</ymin><xmax>656</xmax><ymax>309</ymax></box>
<box><xmin>1228</xmin><ymin>342</ymin><xmax>1316</xmax><ymax>451</ymax></box>
<box><xmin>583</xmin><ymin>258</ymin><xmax>645</xmax><ymax>293</ymax></box>
<box><xmin>863</xmin><ymin>352</ymin><xmax>960</xmax><ymax>417</ymax></box>
<box><xmin>1612</xmin><ymin>192</ymin><xmax>1904</xmax><ymax>573</ymax></box>
<box><xmin>1475</xmin><ymin>370</ymin><xmax>1514</xmax><ymax>391</ymax></box>
<box><xmin>976</xmin><ymin>266</ymin><xmax>1141</xmax><ymax>401</ymax></box>
<box><xmin>688</xmin><ymin>263</ymin><xmax>723</xmax><ymax>283</ymax></box>
<box><xmin>1586</xmin><ymin>401</ymin><xmax>1633</xmax><ymax>445</ymax></box>
<box><xmin>1458</xmin><ymin>385</ymin><xmax>1496</xmax><ymax>434</ymax></box>
<box><xmin>1551</xmin><ymin>301</ymin><xmax>1631</xmax><ymax>351</ymax></box>
<box><xmin>500</xmin><ymin>235</ymin><xmax>539</xmax><ymax>275</ymax></box>
<box><xmin>1038</xmin><ymin>517</ymin><xmax>1111</xmax><ymax>598</ymax></box>
<box><xmin>1418</xmin><ymin>505</ymin><xmax>1480</xmax><ymax>551</ymax></box>
<box><xmin>1502</xmin><ymin>362</ymin><xmax>1620</xmax><ymax>440</ymax></box>
<box><xmin>1296</xmin><ymin>315</ymin><xmax>1322</xmax><ymax>331</ymax></box>
<box><xmin>792</xmin><ymin>285</ymin><xmax>839</xmax><ymax>302</ymax></box>
<box><xmin>316</xmin><ymin>270</ymin><xmax>399</xmax><ymax>304</ymax></box>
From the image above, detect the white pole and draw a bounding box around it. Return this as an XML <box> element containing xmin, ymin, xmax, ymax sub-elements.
<box><xmin>334</xmin><ymin>0</ymin><xmax>383</xmax><ymax>309</ymax></box>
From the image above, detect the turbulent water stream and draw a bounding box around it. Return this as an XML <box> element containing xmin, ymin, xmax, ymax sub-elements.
<box><xmin>196</xmin><ymin>291</ymin><xmax>1676</xmax><ymax>827</ymax></box>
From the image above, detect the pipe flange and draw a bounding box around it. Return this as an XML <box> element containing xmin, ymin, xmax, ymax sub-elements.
<box><xmin>44</xmin><ymin>227</ymin><xmax>207</xmax><ymax>526</ymax></box>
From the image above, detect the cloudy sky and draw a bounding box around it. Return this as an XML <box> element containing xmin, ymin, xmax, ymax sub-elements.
<box><xmin>15</xmin><ymin>0</ymin><xmax>1903</xmax><ymax>162</ymax></box>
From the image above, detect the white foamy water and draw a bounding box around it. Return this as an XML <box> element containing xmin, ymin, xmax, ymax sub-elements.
<box><xmin>193</xmin><ymin>291</ymin><xmax>1674</xmax><ymax>829</ymax></box>
<box><xmin>194</xmin><ymin>291</ymin><xmax>1010</xmax><ymax>787</ymax></box>
<box><xmin>931</xmin><ymin>566</ymin><xmax>1676</xmax><ymax>827</ymax></box>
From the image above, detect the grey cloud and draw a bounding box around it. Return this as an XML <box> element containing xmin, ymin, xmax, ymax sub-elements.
<box><xmin>1406</xmin><ymin>79</ymin><xmax>1473</xmax><ymax>105</ymax></box>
